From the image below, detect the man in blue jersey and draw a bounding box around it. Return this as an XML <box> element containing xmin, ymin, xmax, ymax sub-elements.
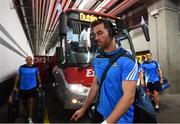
<box><xmin>136</xmin><ymin>56</ymin><xmax>142</xmax><ymax>86</ymax></box>
<box><xmin>140</xmin><ymin>52</ymin><xmax>163</xmax><ymax>112</ymax></box>
<box><xmin>71</xmin><ymin>19</ymin><xmax>138</xmax><ymax>123</ymax></box>
<box><xmin>13</xmin><ymin>56</ymin><xmax>42</xmax><ymax>123</ymax></box>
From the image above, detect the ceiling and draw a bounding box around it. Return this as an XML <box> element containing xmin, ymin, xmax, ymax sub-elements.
<box><xmin>12</xmin><ymin>0</ymin><xmax>141</xmax><ymax>55</ymax></box>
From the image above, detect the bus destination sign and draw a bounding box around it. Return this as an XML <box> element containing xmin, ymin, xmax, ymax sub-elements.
<box><xmin>80</xmin><ymin>13</ymin><xmax>102</xmax><ymax>22</ymax></box>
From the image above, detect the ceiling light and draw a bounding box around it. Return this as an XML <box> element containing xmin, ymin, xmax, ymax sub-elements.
<box><xmin>78</xmin><ymin>0</ymin><xmax>87</xmax><ymax>9</ymax></box>
<box><xmin>94</xmin><ymin>0</ymin><xmax>111</xmax><ymax>12</ymax></box>
<box><xmin>64</xmin><ymin>0</ymin><xmax>71</xmax><ymax>10</ymax></box>
<box><xmin>72</xmin><ymin>0</ymin><xmax>81</xmax><ymax>9</ymax></box>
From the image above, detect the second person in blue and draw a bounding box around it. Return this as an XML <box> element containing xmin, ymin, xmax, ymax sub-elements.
<box><xmin>71</xmin><ymin>19</ymin><xmax>138</xmax><ymax>123</ymax></box>
<box><xmin>140</xmin><ymin>52</ymin><xmax>163</xmax><ymax>112</ymax></box>
<box><xmin>12</xmin><ymin>56</ymin><xmax>42</xmax><ymax>123</ymax></box>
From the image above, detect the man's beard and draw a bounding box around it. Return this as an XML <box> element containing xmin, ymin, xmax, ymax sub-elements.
<box><xmin>98</xmin><ymin>37</ymin><xmax>113</xmax><ymax>49</ymax></box>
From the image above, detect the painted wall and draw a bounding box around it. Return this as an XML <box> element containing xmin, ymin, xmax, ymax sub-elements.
<box><xmin>148</xmin><ymin>0</ymin><xmax>180</xmax><ymax>93</ymax></box>
<box><xmin>130</xmin><ymin>28</ymin><xmax>150</xmax><ymax>52</ymax></box>
<box><xmin>0</xmin><ymin>0</ymin><xmax>33</xmax><ymax>83</ymax></box>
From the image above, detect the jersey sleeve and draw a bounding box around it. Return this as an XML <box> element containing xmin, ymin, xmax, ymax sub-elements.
<box><xmin>121</xmin><ymin>58</ymin><xmax>138</xmax><ymax>81</ymax></box>
<box><xmin>152</xmin><ymin>61</ymin><xmax>160</xmax><ymax>69</ymax></box>
<box><xmin>17</xmin><ymin>67</ymin><xmax>21</xmax><ymax>75</ymax></box>
<box><xmin>156</xmin><ymin>61</ymin><xmax>160</xmax><ymax>68</ymax></box>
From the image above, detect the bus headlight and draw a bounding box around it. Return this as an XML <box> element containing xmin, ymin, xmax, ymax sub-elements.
<box><xmin>69</xmin><ymin>84</ymin><xmax>88</xmax><ymax>94</ymax></box>
<box><xmin>72</xmin><ymin>99</ymin><xmax>78</xmax><ymax>104</ymax></box>
<box><xmin>70</xmin><ymin>84</ymin><xmax>83</xmax><ymax>92</ymax></box>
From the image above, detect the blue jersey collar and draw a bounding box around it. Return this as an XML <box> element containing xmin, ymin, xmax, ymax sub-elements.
<box><xmin>104</xmin><ymin>47</ymin><xmax>121</xmax><ymax>55</ymax></box>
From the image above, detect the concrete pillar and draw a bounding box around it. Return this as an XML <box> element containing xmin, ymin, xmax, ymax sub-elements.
<box><xmin>148</xmin><ymin>0</ymin><xmax>180</xmax><ymax>93</ymax></box>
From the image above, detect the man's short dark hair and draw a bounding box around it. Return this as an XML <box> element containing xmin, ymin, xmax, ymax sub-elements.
<box><xmin>147</xmin><ymin>52</ymin><xmax>152</xmax><ymax>55</ymax></box>
<box><xmin>91</xmin><ymin>19</ymin><xmax>116</xmax><ymax>37</ymax></box>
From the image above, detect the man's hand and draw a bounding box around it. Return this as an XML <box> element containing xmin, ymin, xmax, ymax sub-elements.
<box><xmin>13</xmin><ymin>86</ymin><xmax>18</xmax><ymax>92</ymax></box>
<box><xmin>70</xmin><ymin>107</ymin><xmax>86</xmax><ymax>121</ymax></box>
<box><xmin>9</xmin><ymin>95</ymin><xmax>13</xmax><ymax>103</ymax></box>
<box><xmin>160</xmin><ymin>78</ymin><xmax>163</xmax><ymax>84</ymax></box>
<box><xmin>71</xmin><ymin>77</ymin><xmax>99</xmax><ymax>122</ymax></box>
<box><xmin>141</xmin><ymin>81</ymin><xmax>146</xmax><ymax>87</ymax></box>
<box><xmin>39</xmin><ymin>83</ymin><xmax>42</xmax><ymax>88</ymax></box>
<box><xmin>10</xmin><ymin>86</ymin><xmax>19</xmax><ymax>103</ymax></box>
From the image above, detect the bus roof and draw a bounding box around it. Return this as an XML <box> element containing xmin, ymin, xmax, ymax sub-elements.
<box><xmin>64</xmin><ymin>8</ymin><xmax>118</xmax><ymax>20</ymax></box>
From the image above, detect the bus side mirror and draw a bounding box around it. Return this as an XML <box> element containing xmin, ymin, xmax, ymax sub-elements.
<box><xmin>59</xmin><ymin>12</ymin><xmax>67</xmax><ymax>36</ymax></box>
<box><xmin>141</xmin><ymin>24</ymin><xmax>150</xmax><ymax>42</ymax></box>
<box><xmin>56</xmin><ymin>47</ymin><xmax>64</xmax><ymax>67</ymax></box>
<box><xmin>141</xmin><ymin>16</ymin><xmax>150</xmax><ymax>42</ymax></box>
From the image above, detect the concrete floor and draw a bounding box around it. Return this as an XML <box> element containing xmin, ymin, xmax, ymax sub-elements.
<box><xmin>0</xmin><ymin>91</ymin><xmax>180</xmax><ymax>123</ymax></box>
<box><xmin>156</xmin><ymin>93</ymin><xmax>180</xmax><ymax>123</ymax></box>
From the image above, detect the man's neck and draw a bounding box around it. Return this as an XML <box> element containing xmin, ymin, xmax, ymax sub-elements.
<box><xmin>26</xmin><ymin>64</ymin><xmax>32</xmax><ymax>67</ymax></box>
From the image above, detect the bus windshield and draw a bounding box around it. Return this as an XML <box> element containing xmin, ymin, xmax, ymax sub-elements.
<box><xmin>64</xmin><ymin>11</ymin><xmax>133</xmax><ymax>66</ymax></box>
<box><xmin>65</xmin><ymin>19</ymin><xmax>97</xmax><ymax>66</ymax></box>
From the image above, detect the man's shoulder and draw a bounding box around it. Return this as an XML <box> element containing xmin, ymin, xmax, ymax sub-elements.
<box><xmin>95</xmin><ymin>49</ymin><xmax>135</xmax><ymax>63</ymax></box>
<box><xmin>114</xmin><ymin>48</ymin><xmax>135</xmax><ymax>64</ymax></box>
<box><xmin>151</xmin><ymin>60</ymin><xmax>159</xmax><ymax>68</ymax></box>
<box><xmin>141</xmin><ymin>61</ymin><xmax>150</xmax><ymax>67</ymax></box>
<box><xmin>142</xmin><ymin>60</ymin><xmax>158</xmax><ymax>67</ymax></box>
<box><xmin>151</xmin><ymin>60</ymin><xmax>158</xmax><ymax>64</ymax></box>
<box><xmin>121</xmin><ymin>52</ymin><xmax>135</xmax><ymax>61</ymax></box>
<box><xmin>117</xmin><ymin>55</ymin><xmax>135</xmax><ymax>67</ymax></box>
<box><xmin>20</xmin><ymin>64</ymin><xmax>38</xmax><ymax>68</ymax></box>
<box><xmin>143</xmin><ymin>60</ymin><xmax>157</xmax><ymax>64</ymax></box>
<box><xmin>20</xmin><ymin>64</ymin><xmax>26</xmax><ymax>68</ymax></box>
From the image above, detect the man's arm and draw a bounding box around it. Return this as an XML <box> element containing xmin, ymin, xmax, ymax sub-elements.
<box><xmin>13</xmin><ymin>74</ymin><xmax>20</xmax><ymax>91</ymax></box>
<box><xmin>81</xmin><ymin>76</ymin><xmax>99</xmax><ymax>112</ymax></box>
<box><xmin>37</xmin><ymin>75</ymin><xmax>42</xmax><ymax>88</ymax></box>
<box><xmin>9</xmin><ymin>74</ymin><xmax>19</xmax><ymax>102</ymax></box>
<box><xmin>158</xmin><ymin>68</ymin><xmax>163</xmax><ymax>84</ymax></box>
<box><xmin>140</xmin><ymin>71</ymin><xmax>145</xmax><ymax>87</ymax></box>
<box><xmin>71</xmin><ymin>76</ymin><xmax>99</xmax><ymax>121</ymax></box>
<box><xmin>105</xmin><ymin>80</ymin><xmax>136</xmax><ymax>123</ymax></box>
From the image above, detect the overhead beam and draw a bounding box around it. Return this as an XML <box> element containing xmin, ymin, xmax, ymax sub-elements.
<box><xmin>108</xmin><ymin>0</ymin><xmax>139</xmax><ymax>16</ymax></box>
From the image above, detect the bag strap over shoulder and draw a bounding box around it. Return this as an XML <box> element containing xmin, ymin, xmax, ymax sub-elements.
<box><xmin>99</xmin><ymin>48</ymin><xmax>126</xmax><ymax>88</ymax></box>
<box><xmin>96</xmin><ymin>48</ymin><xmax>135</xmax><ymax>106</ymax></box>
